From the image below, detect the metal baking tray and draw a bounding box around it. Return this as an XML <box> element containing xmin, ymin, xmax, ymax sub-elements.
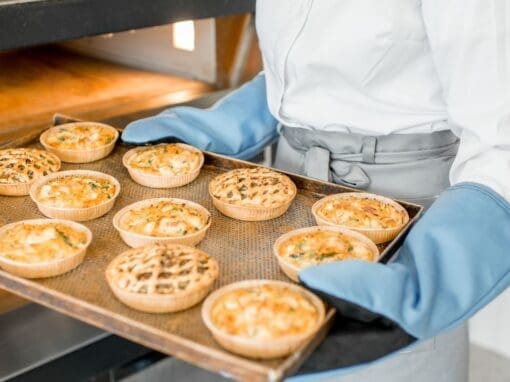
<box><xmin>0</xmin><ymin>118</ymin><xmax>423</xmax><ymax>381</ymax></box>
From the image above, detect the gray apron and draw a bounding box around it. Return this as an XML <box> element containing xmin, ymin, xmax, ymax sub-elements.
<box><xmin>275</xmin><ymin>126</ymin><xmax>468</xmax><ymax>382</ymax></box>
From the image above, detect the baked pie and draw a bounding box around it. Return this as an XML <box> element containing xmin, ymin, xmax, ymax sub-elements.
<box><xmin>0</xmin><ymin>219</ymin><xmax>92</xmax><ymax>278</ymax></box>
<box><xmin>123</xmin><ymin>143</ymin><xmax>204</xmax><ymax>188</ymax></box>
<box><xmin>273</xmin><ymin>226</ymin><xmax>379</xmax><ymax>281</ymax></box>
<box><xmin>208</xmin><ymin>167</ymin><xmax>297</xmax><ymax>221</ymax></box>
<box><xmin>105</xmin><ymin>244</ymin><xmax>219</xmax><ymax>313</ymax></box>
<box><xmin>40</xmin><ymin>122</ymin><xmax>119</xmax><ymax>163</ymax></box>
<box><xmin>113</xmin><ymin>197</ymin><xmax>211</xmax><ymax>247</ymax></box>
<box><xmin>312</xmin><ymin>192</ymin><xmax>409</xmax><ymax>243</ymax></box>
<box><xmin>29</xmin><ymin>170</ymin><xmax>120</xmax><ymax>221</ymax></box>
<box><xmin>0</xmin><ymin>148</ymin><xmax>61</xmax><ymax>196</ymax></box>
<box><xmin>201</xmin><ymin>280</ymin><xmax>325</xmax><ymax>359</ymax></box>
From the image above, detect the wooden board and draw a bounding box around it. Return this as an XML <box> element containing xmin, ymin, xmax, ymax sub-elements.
<box><xmin>0</xmin><ymin>126</ymin><xmax>423</xmax><ymax>381</ymax></box>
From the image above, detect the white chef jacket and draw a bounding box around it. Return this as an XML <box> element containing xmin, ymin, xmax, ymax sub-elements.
<box><xmin>256</xmin><ymin>0</ymin><xmax>510</xmax><ymax>202</ymax></box>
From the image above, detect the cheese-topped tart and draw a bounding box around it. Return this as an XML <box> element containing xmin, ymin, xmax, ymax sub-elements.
<box><xmin>211</xmin><ymin>284</ymin><xmax>319</xmax><ymax>339</ymax></box>
<box><xmin>40</xmin><ymin>122</ymin><xmax>118</xmax><ymax>163</ymax></box>
<box><xmin>105</xmin><ymin>244</ymin><xmax>219</xmax><ymax>313</ymax></box>
<box><xmin>35</xmin><ymin>174</ymin><xmax>116</xmax><ymax>209</ymax></box>
<box><xmin>120</xmin><ymin>199</ymin><xmax>208</xmax><ymax>237</ymax></box>
<box><xmin>208</xmin><ymin>168</ymin><xmax>297</xmax><ymax>221</ymax></box>
<box><xmin>274</xmin><ymin>226</ymin><xmax>379</xmax><ymax>281</ymax></box>
<box><xmin>43</xmin><ymin>123</ymin><xmax>117</xmax><ymax>150</ymax></box>
<box><xmin>0</xmin><ymin>219</ymin><xmax>92</xmax><ymax>278</ymax></box>
<box><xmin>0</xmin><ymin>148</ymin><xmax>60</xmax><ymax>195</ymax></box>
<box><xmin>312</xmin><ymin>192</ymin><xmax>410</xmax><ymax>244</ymax></box>
<box><xmin>113</xmin><ymin>198</ymin><xmax>211</xmax><ymax>247</ymax></box>
<box><xmin>126</xmin><ymin>144</ymin><xmax>202</xmax><ymax>176</ymax></box>
<box><xmin>123</xmin><ymin>144</ymin><xmax>204</xmax><ymax>188</ymax></box>
<box><xmin>30</xmin><ymin>170</ymin><xmax>120</xmax><ymax>221</ymax></box>
<box><xmin>201</xmin><ymin>280</ymin><xmax>325</xmax><ymax>358</ymax></box>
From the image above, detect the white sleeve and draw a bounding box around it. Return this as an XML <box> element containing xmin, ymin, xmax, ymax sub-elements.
<box><xmin>421</xmin><ymin>0</ymin><xmax>510</xmax><ymax>201</ymax></box>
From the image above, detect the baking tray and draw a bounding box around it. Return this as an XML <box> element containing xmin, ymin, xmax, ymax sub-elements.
<box><xmin>0</xmin><ymin>118</ymin><xmax>423</xmax><ymax>381</ymax></box>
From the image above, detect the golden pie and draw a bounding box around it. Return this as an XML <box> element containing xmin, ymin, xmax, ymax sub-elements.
<box><xmin>201</xmin><ymin>280</ymin><xmax>325</xmax><ymax>359</ymax></box>
<box><xmin>0</xmin><ymin>148</ymin><xmax>61</xmax><ymax>196</ymax></box>
<box><xmin>105</xmin><ymin>244</ymin><xmax>219</xmax><ymax>313</ymax></box>
<box><xmin>312</xmin><ymin>192</ymin><xmax>409</xmax><ymax>243</ymax></box>
<box><xmin>40</xmin><ymin>122</ymin><xmax>118</xmax><ymax>163</ymax></box>
<box><xmin>113</xmin><ymin>198</ymin><xmax>211</xmax><ymax>247</ymax></box>
<box><xmin>273</xmin><ymin>226</ymin><xmax>379</xmax><ymax>281</ymax></box>
<box><xmin>30</xmin><ymin>170</ymin><xmax>120</xmax><ymax>221</ymax></box>
<box><xmin>208</xmin><ymin>167</ymin><xmax>297</xmax><ymax>221</ymax></box>
<box><xmin>123</xmin><ymin>143</ymin><xmax>204</xmax><ymax>188</ymax></box>
<box><xmin>0</xmin><ymin>219</ymin><xmax>92</xmax><ymax>278</ymax></box>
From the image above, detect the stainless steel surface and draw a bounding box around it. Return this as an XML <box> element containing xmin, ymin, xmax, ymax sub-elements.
<box><xmin>0</xmin><ymin>304</ymin><xmax>107</xmax><ymax>381</ymax></box>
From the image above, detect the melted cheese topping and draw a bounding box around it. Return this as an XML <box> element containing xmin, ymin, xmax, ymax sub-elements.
<box><xmin>317</xmin><ymin>197</ymin><xmax>407</xmax><ymax>229</ymax></box>
<box><xmin>45</xmin><ymin>124</ymin><xmax>116</xmax><ymax>150</ymax></box>
<box><xmin>127</xmin><ymin>144</ymin><xmax>201</xmax><ymax>176</ymax></box>
<box><xmin>209</xmin><ymin>168</ymin><xmax>296</xmax><ymax>207</ymax></box>
<box><xmin>120</xmin><ymin>200</ymin><xmax>208</xmax><ymax>237</ymax></box>
<box><xmin>0</xmin><ymin>149</ymin><xmax>60</xmax><ymax>184</ymax></box>
<box><xmin>278</xmin><ymin>230</ymin><xmax>375</xmax><ymax>268</ymax></box>
<box><xmin>0</xmin><ymin>223</ymin><xmax>88</xmax><ymax>263</ymax></box>
<box><xmin>36</xmin><ymin>175</ymin><xmax>116</xmax><ymax>208</ymax></box>
<box><xmin>211</xmin><ymin>284</ymin><xmax>320</xmax><ymax>340</ymax></box>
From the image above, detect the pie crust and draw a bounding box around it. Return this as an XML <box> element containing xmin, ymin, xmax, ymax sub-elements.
<box><xmin>123</xmin><ymin>143</ymin><xmax>204</xmax><ymax>188</ymax></box>
<box><xmin>0</xmin><ymin>148</ymin><xmax>61</xmax><ymax>196</ymax></box>
<box><xmin>29</xmin><ymin>170</ymin><xmax>120</xmax><ymax>221</ymax></box>
<box><xmin>0</xmin><ymin>218</ymin><xmax>92</xmax><ymax>278</ymax></box>
<box><xmin>113</xmin><ymin>197</ymin><xmax>211</xmax><ymax>248</ymax></box>
<box><xmin>40</xmin><ymin>122</ymin><xmax>119</xmax><ymax>163</ymax></box>
<box><xmin>201</xmin><ymin>280</ymin><xmax>325</xmax><ymax>359</ymax></box>
<box><xmin>105</xmin><ymin>244</ymin><xmax>219</xmax><ymax>313</ymax></box>
<box><xmin>273</xmin><ymin>226</ymin><xmax>380</xmax><ymax>282</ymax></box>
<box><xmin>312</xmin><ymin>192</ymin><xmax>409</xmax><ymax>243</ymax></box>
<box><xmin>208</xmin><ymin>167</ymin><xmax>297</xmax><ymax>221</ymax></box>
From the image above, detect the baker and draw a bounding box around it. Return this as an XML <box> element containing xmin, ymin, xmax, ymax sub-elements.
<box><xmin>122</xmin><ymin>1</ymin><xmax>510</xmax><ymax>381</ymax></box>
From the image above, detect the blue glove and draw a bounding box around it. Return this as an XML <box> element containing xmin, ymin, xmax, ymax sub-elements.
<box><xmin>122</xmin><ymin>74</ymin><xmax>278</xmax><ymax>160</ymax></box>
<box><xmin>291</xmin><ymin>183</ymin><xmax>510</xmax><ymax>382</ymax></box>
<box><xmin>294</xmin><ymin>182</ymin><xmax>510</xmax><ymax>378</ymax></box>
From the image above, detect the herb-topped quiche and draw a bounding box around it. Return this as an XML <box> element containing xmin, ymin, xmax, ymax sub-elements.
<box><xmin>30</xmin><ymin>170</ymin><xmax>120</xmax><ymax>221</ymax></box>
<box><xmin>123</xmin><ymin>144</ymin><xmax>204</xmax><ymax>188</ymax></box>
<box><xmin>0</xmin><ymin>148</ymin><xmax>61</xmax><ymax>196</ymax></box>
<box><xmin>273</xmin><ymin>226</ymin><xmax>379</xmax><ymax>281</ymax></box>
<box><xmin>113</xmin><ymin>198</ymin><xmax>211</xmax><ymax>247</ymax></box>
<box><xmin>105</xmin><ymin>244</ymin><xmax>219</xmax><ymax>313</ymax></box>
<box><xmin>40</xmin><ymin>122</ymin><xmax>118</xmax><ymax>163</ymax></box>
<box><xmin>0</xmin><ymin>219</ymin><xmax>92</xmax><ymax>278</ymax></box>
<box><xmin>208</xmin><ymin>167</ymin><xmax>297</xmax><ymax>221</ymax></box>
<box><xmin>201</xmin><ymin>280</ymin><xmax>325</xmax><ymax>359</ymax></box>
<box><xmin>312</xmin><ymin>192</ymin><xmax>409</xmax><ymax>243</ymax></box>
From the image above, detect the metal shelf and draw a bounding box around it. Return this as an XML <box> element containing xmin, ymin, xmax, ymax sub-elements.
<box><xmin>0</xmin><ymin>0</ymin><xmax>255</xmax><ymax>51</ymax></box>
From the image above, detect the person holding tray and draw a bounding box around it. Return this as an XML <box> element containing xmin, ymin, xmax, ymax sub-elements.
<box><xmin>122</xmin><ymin>1</ymin><xmax>510</xmax><ymax>381</ymax></box>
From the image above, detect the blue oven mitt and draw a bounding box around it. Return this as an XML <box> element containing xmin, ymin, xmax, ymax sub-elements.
<box><xmin>293</xmin><ymin>182</ymin><xmax>510</xmax><ymax>380</ymax></box>
<box><xmin>122</xmin><ymin>74</ymin><xmax>278</xmax><ymax>160</ymax></box>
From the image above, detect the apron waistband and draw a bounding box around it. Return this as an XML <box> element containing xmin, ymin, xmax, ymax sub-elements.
<box><xmin>280</xmin><ymin>126</ymin><xmax>460</xmax><ymax>189</ymax></box>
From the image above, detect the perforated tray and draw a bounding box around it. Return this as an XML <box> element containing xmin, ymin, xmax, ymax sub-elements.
<box><xmin>0</xmin><ymin>125</ymin><xmax>422</xmax><ymax>381</ymax></box>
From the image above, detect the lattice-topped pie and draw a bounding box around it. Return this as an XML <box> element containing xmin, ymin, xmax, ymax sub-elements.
<box><xmin>123</xmin><ymin>144</ymin><xmax>204</xmax><ymax>188</ymax></box>
<box><xmin>106</xmin><ymin>244</ymin><xmax>219</xmax><ymax>313</ymax></box>
<box><xmin>0</xmin><ymin>148</ymin><xmax>61</xmax><ymax>196</ymax></box>
<box><xmin>30</xmin><ymin>170</ymin><xmax>120</xmax><ymax>221</ymax></box>
<box><xmin>201</xmin><ymin>280</ymin><xmax>325</xmax><ymax>359</ymax></box>
<box><xmin>40</xmin><ymin>122</ymin><xmax>118</xmax><ymax>163</ymax></box>
<box><xmin>208</xmin><ymin>167</ymin><xmax>297</xmax><ymax>221</ymax></box>
<box><xmin>274</xmin><ymin>226</ymin><xmax>379</xmax><ymax>281</ymax></box>
<box><xmin>113</xmin><ymin>198</ymin><xmax>211</xmax><ymax>248</ymax></box>
<box><xmin>312</xmin><ymin>192</ymin><xmax>409</xmax><ymax>243</ymax></box>
<box><xmin>0</xmin><ymin>219</ymin><xmax>92</xmax><ymax>278</ymax></box>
